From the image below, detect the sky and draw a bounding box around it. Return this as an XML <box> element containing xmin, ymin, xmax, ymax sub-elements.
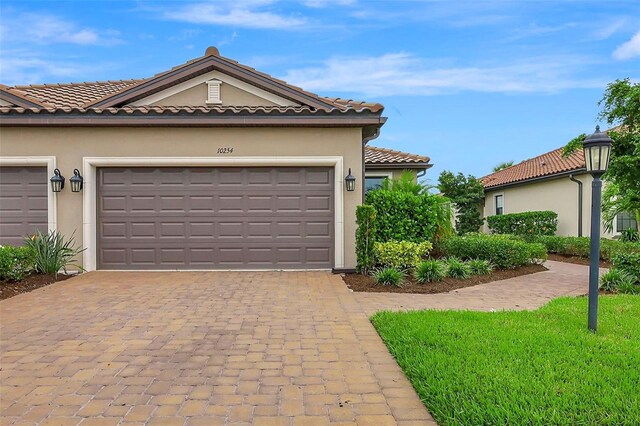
<box><xmin>1</xmin><ymin>0</ymin><xmax>639</xmax><ymax>181</ymax></box>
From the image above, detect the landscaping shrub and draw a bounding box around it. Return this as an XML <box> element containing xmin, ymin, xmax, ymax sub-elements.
<box><xmin>24</xmin><ymin>230</ymin><xmax>85</xmax><ymax>278</ymax></box>
<box><xmin>600</xmin><ymin>269</ymin><xmax>636</xmax><ymax>292</ymax></box>
<box><xmin>534</xmin><ymin>235</ymin><xmax>640</xmax><ymax>261</ymax></box>
<box><xmin>356</xmin><ymin>205</ymin><xmax>377</xmax><ymax>274</ymax></box>
<box><xmin>415</xmin><ymin>259</ymin><xmax>447</xmax><ymax>283</ymax></box>
<box><xmin>468</xmin><ymin>259</ymin><xmax>493</xmax><ymax>275</ymax></box>
<box><xmin>445</xmin><ymin>257</ymin><xmax>472</xmax><ymax>279</ymax></box>
<box><xmin>611</xmin><ymin>252</ymin><xmax>640</xmax><ymax>283</ymax></box>
<box><xmin>618</xmin><ymin>281</ymin><xmax>640</xmax><ymax>295</ymax></box>
<box><xmin>372</xmin><ymin>267</ymin><xmax>405</xmax><ymax>287</ymax></box>
<box><xmin>438</xmin><ymin>233</ymin><xmax>547</xmax><ymax>269</ymax></box>
<box><xmin>487</xmin><ymin>210</ymin><xmax>558</xmax><ymax>239</ymax></box>
<box><xmin>374</xmin><ymin>240</ymin><xmax>432</xmax><ymax>271</ymax></box>
<box><xmin>620</xmin><ymin>228</ymin><xmax>639</xmax><ymax>243</ymax></box>
<box><xmin>0</xmin><ymin>245</ymin><xmax>35</xmax><ymax>282</ymax></box>
<box><xmin>365</xmin><ymin>189</ymin><xmax>443</xmax><ymax>243</ymax></box>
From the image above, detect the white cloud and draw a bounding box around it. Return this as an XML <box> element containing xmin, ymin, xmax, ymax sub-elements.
<box><xmin>0</xmin><ymin>51</ymin><xmax>89</xmax><ymax>85</ymax></box>
<box><xmin>302</xmin><ymin>0</ymin><xmax>355</xmax><ymax>8</ymax></box>
<box><xmin>164</xmin><ymin>1</ymin><xmax>306</xmax><ymax>29</ymax></box>
<box><xmin>613</xmin><ymin>30</ymin><xmax>640</xmax><ymax>60</ymax></box>
<box><xmin>280</xmin><ymin>53</ymin><xmax>605</xmax><ymax>97</ymax></box>
<box><xmin>0</xmin><ymin>13</ymin><xmax>121</xmax><ymax>46</ymax></box>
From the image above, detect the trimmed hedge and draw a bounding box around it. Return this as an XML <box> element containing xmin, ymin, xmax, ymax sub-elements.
<box><xmin>374</xmin><ymin>240</ymin><xmax>433</xmax><ymax>271</ymax></box>
<box><xmin>0</xmin><ymin>245</ymin><xmax>35</xmax><ymax>282</ymax></box>
<box><xmin>438</xmin><ymin>233</ymin><xmax>547</xmax><ymax>269</ymax></box>
<box><xmin>533</xmin><ymin>235</ymin><xmax>640</xmax><ymax>261</ymax></box>
<box><xmin>365</xmin><ymin>190</ymin><xmax>441</xmax><ymax>243</ymax></box>
<box><xmin>355</xmin><ymin>205</ymin><xmax>377</xmax><ymax>274</ymax></box>
<box><xmin>487</xmin><ymin>211</ymin><xmax>558</xmax><ymax>238</ymax></box>
<box><xmin>612</xmin><ymin>252</ymin><xmax>640</xmax><ymax>283</ymax></box>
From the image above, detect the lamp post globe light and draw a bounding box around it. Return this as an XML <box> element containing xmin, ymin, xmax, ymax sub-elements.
<box><xmin>583</xmin><ymin>125</ymin><xmax>613</xmax><ymax>332</ymax></box>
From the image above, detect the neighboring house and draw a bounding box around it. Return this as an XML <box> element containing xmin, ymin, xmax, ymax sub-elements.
<box><xmin>364</xmin><ymin>146</ymin><xmax>431</xmax><ymax>192</ymax></box>
<box><xmin>0</xmin><ymin>47</ymin><xmax>428</xmax><ymax>272</ymax></box>
<box><xmin>480</xmin><ymin>145</ymin><xmax>637</xmax><ymax>238</ymax></box>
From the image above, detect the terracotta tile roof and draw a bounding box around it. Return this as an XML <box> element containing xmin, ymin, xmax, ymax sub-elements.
<box><xmin>11</xmin><ymin>80</ymin><xmax>143</xmax><ymax>108</ymax></box>
<box><xmin>0</xmin><ymin>84</ymin><xmax>52</xmax><ymax>107</ymax></box>
<box><xmin>481</xmin><ymin>147</ymin><xmax>585</xmax><ymax>189</ymax></box>
<box><xmin>365</xmin><ymin>145</ymin><xmax>431</xmax><ymax>166</ymax></box>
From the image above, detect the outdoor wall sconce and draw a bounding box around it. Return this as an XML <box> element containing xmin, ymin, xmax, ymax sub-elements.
<box><xmin>50</xmin><ymin>168</ymin><xmax>65</xmax><ymax>193</ymax></box>
<box><xmin>345</xmin><ymin>168</ymin><xmax>356</xmax><ymax>192</ymax></box>
<box><xmin>70</xmin><ymin>169</ymin><xmax>84</xmax><ymax>192</ymax></box>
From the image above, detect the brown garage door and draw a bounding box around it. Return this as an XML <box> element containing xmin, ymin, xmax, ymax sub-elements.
<box><xmin>0</xmin><ymin>166</ymin><xmax>48</xmax><ymax>246</ymax></box>
<box><xmin>97</xmin><ymin>167</ymin><xmax>334</xmax><ymax>270</ymax></box>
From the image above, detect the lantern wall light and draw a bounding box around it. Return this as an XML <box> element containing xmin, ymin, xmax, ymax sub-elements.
<box><xmin>345</xmin><ymin>168</ymin><xmax>356</xmax><ymax>192</ymax></box>
<box><xmin>70</xmin><ymin>169</ymin><xmax>84</xmax><ymax>192</ymax></box>
<box><xmin>50</xmin><ymin>168</ymin><xmax>65</xmax><ymax>193</ymax></box>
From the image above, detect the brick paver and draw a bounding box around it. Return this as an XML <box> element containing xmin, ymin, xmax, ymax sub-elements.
<box><xmin>356</xmin><ymin>260</ymin><xmax>594</xmax><ymax>316</ymax></box>
<box><xmin>1</xmin><ymin>271</ymin><xmax>434</xmax><ymax>425</ymax></box>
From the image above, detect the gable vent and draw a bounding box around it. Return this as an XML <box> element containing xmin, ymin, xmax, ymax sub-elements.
<box><xmin>206</xmin><ymin>79</ymin><xmax>222</xmax><ymax>104</ymax></box>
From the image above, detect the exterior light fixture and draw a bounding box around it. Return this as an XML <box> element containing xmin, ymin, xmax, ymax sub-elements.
<box><xmin>345</xmin><ymin>168</ymin><xmax>356</xmax><ymax>192</ymax></box>
<box><xmin>70</xmin><ymin>169</ymin><xmax>84</xmax><ymax>192</ymax></box>
<box><xmin>50</xmin><ymin>168</ymin><xmax>65</xmax><ymax>193</ymax></box>
<box><xmin>583</xmin><ymin>125</ymin><xmax>613</xmax><ymax>333</ymax></box>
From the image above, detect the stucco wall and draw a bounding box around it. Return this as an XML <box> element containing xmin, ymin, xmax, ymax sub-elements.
<box><xmin>151</xmin><ymin>82</ymin><xmax>279</xmax><ymax>107</ymax></box>
<box><xmin>0</xmin><ymin>126</ymin><xmax>364</xmax><ymax>269</ymax></box>
<box><xmin>483</xmin><ymin>174</ymin><xmax>614</xmax><ymax>238</ymax></box>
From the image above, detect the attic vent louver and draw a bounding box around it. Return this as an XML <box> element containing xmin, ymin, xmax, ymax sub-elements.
<box><xmin>206</xmin><ymin>79</ymin><xmax>222</xmax><ymax>104</ymax></box>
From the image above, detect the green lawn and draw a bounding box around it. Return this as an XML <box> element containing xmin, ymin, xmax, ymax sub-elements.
<box><xmin>371</xmin><ymin>296</ymin><xmax>640</xmax><ymax>426</ymax></box>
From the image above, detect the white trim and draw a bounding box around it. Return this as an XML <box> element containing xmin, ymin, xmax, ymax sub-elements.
<box><xmin>0</xmin><ymin>156</ymin><xmax>57</xmax><ymax>233</ymax></box>
<box><xmin>365</xmin><ymin>171</ymin><xmax>393</xmax><ymax>178</ymax></box>
<box><xmin>82</xmin><ymin>156</ymin><xmax>344</xmax><ymax>272</ymax></box>
<box><xmin>206</xmin><ymin>79</ymin><xmax>222</xmax><ymax>104</ymax></box>
<box><xmin>129</xmin><ymin>71</ymin><xmax>298</xmax><ymax>107</ymax></box>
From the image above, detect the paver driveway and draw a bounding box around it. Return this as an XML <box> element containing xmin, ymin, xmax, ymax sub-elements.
<box><xmin>1</xmin><ymin>271</ymin><xmax>433</xmax><ymax>426</ymax></box>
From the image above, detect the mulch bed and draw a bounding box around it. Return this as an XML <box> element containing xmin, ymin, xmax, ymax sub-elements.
<box><xmin>343</xmin><ymin>264</ymin><xmax>548</xmax><ymax>294</ymax></box>
<box><xmin>0</xmin><ymin>273</ymin><xmax>73</xmax><ymax>300</ymax></box>
<box><xmin>547</xmin><ymin>253</ymin><xmax>611</xmax><ymax>268</ymax></box>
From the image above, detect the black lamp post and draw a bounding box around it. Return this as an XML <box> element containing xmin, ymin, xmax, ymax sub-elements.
<box><xmin>345</xmin><ymin>168</ymin><xmax>356</xmax><ymax>192</ymax></box>
<box><xmin>50</xmin><ymin>168</ymin><xmax>65</xmax><ymax>193</ymax></box>
<box><xmin>583</xmin><ymin>125</ymin><xmax>612</xmax><ymax>332</ymax></box>
<box><xmin>70</xmin><ymin>169</ymin><xmax>84</xmax><ymax>192</ymax></box>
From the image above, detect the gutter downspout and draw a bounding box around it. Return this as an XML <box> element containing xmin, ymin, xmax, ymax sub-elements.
<box><xmin>569</xmin><ymin>174</ymin><xmax>583</xmax><ymax>237</ymax></box>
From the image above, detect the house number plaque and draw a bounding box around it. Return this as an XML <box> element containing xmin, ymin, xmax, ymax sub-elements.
<box><xmin>217</xmin><ymin>147</ymin><xmax>234</xmax><ymax>154</ymax></box>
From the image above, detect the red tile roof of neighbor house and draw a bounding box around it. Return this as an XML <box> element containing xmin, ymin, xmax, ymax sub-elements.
<box><xmin>365</xmin><ymin>145</ymin><xmax>431</xmax><ymax>166</ymax></box>
<box><xmin>481</xmin><ymin>147</ymin><xmax>585</xmax><ymax>189</ymax></box>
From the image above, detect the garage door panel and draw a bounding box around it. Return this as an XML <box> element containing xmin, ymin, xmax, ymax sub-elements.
<box><xmin>97</xmin><ymin>167</ymin><xmax>333</xmax><ymax>269</ymax></box>
<box><xmin>0</xmin><ymin>167</ymin><xmax>48</xmax><ymax>246</ymax></box>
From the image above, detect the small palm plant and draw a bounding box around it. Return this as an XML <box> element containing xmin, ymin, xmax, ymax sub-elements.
<box><xmin>24</xmin><ymin>230</ymin><xmax>85</xmax><ymax>279</ymax></box>
<box><xmin>445</xmin><ymin>257</ymin><xmax>472</xmax><ymax>280</ymax></box>
<box><xmin>372</xmin><ymin>267</ymin><xmax>405</xmax><ymax>287</ymax></box>
<box><xmin>468</xmin><ymin>259</ymin><xmax>493</xmax><ymax>275</ymax></box>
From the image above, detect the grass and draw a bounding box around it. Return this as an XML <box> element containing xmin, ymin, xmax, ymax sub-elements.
<box><xmin>371</xmin><ymin>295</ymin><xmax>640</xmax><ymax>426</ymax></box>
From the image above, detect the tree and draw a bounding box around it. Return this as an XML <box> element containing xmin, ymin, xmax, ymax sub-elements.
<box><xmin>492</xmin><ymin>161</ymin><xmax>514</xmax><ymax>172</ymax></box>
<box><xmin>437</xmin><ymin>171</ymin><xmax>485</xmax><ymax>234</ymax></box>
<box><xmin>564</xmin><ymin>79</ymin><xmax>640</xmax><ymax>232</ymax></box>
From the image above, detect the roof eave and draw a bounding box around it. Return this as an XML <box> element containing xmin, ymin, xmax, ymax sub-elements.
<box><xmin>365</xmin><ymin>162</ymin><xmax>432</xmax><ymax>170</ymax></box>
<box><xmin>483</xmin><ymin>168</ymin><xmax>588</xmax><ymax>191</ymax></box>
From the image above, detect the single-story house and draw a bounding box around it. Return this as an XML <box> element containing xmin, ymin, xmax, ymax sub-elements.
<box><xmin>0</xmin><ymin>47</ymin><xmax>430</xmax><ymax>272</ymax></box>
<box><xmin>480</xmin><ymin>144</ymin><xmax>636</xmax><ymax>237</ymax></box>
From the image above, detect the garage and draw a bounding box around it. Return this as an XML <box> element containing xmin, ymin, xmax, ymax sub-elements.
<box><xmin>97</xmin><ymin>166</ymin><xmax>334</xmax><ymax>270</ymax></box>
<box><xmin>0</xmin><ymin>166</ymin><xmax>48</xmax><ymax>246</ymax></box>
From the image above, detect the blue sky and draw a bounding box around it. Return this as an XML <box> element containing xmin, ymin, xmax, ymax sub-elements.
<box><xmin>1</xmin><ymin>0</ymin><xmax>639</xmax><ymax>180</ymax></box>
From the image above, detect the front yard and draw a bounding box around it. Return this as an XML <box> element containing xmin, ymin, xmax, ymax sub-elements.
<box><xmin>372</xmin><ymin>295</ymin><xmax>640</xmax><ymax>426</ymax></box>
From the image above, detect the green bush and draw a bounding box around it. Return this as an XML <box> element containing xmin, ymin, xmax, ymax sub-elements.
<box><xmin>24</xmin><ymin>230</ymin><xmax>85</xmax><ymax>278</ymax></box>
<box><xmin>445</xmin><ymin>257</ymin><xmax>472</xmax><ymax>279</ymax></box>
<box><xmin>534</xmin><ymin>235</ymin><xmax>640</xmax><ymax>261</ymax></box>
<box><xmin>373</xmin><ymin>267</ymin><xmax>405</xmax><ymax>287</ymax></box>
<box><xmin>611</xmin><ymin>252</ymin><xmax>640</xmax><ymax>283</ymax></box>
<box><xmin>618</xmin><ymin>281</ymin><xmax>640</xmax><ymax>295</ymax></box>
<box><xmin>600</xmin><ymin>269</ymin><xmax>636</xmax><ymax>292</ymax></box>
<box><xmin>356</xmin><ymin>205</ymin><xmax>377</xmax><ymax>274</ymax></box>
<box><xmin>365</xmin><ymin>189</ymin><xmax>444</xmax><ymax>243</ymax></box>
<box><xmin>0</xmin><ymin>245</ymin><xmax>35</xmax><ymax>282</ymax></box>
<box><xmin>468</xmin><ymin>259</ymin><xmax>493</xmax><ymax>275</ymax></box>
<box><xmin>487</xmin><ymin>211</ymin><xmax>558</xmax><ymax>239</ymax></box>
<box><xmin>415</xmin><ymin>259</ymin><xmax>447</xmax><ymax>283</ymax></box>
<box><xmin>438</xmin><ymin>233</ymin><xmax>547</xmax><ymax>269</ymax></box>
<box><xmin>374</xmin><ymin>240</ymin><xmax>433</xmax><ymax>271</ymax></box>
<box><xmin>620</xmin><ymin>228</ymin><xmax>639</xmax><ymax>243</ymax></box>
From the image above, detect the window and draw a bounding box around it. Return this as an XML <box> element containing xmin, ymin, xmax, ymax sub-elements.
<box><xmin>495</xmin><ymin>194</ymin><xmax>504</xmax><ymax>215</ymax></box>
<box><xmin>365</xmin><ymin>176</ymin><xmax>388</xmax><ymax>193</ymax></box>
<box><xmin>616</xmin><ymin>211</ymin><xmax>638</xmax><ymax>232</ymax></box>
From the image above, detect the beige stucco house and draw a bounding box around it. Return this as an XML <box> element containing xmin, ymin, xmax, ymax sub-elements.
<box><xmin>480</xmin><ymin>146</ymin><xmax>636</xmax><ymax>238</ymax></box>
<box><xmin>0</xmin><ymin>47</ymin><xmax>430</xmax><ymax>272</ymax></box>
